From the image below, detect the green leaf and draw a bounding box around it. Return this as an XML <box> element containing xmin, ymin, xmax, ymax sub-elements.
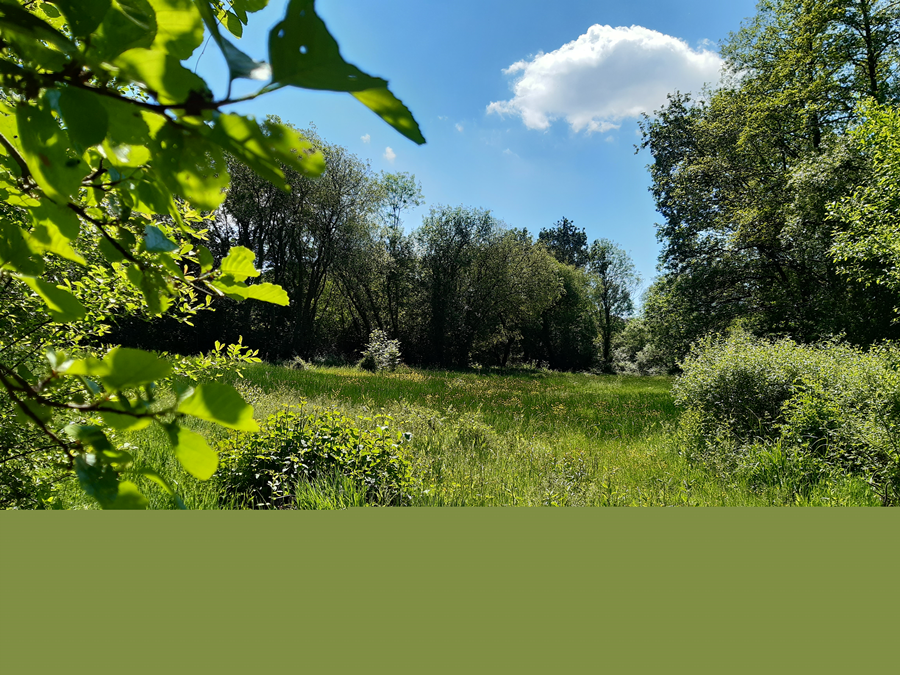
<box><xmin>99</xmin><ymin>97</ymin><xmax>156</xmax><ymax>168</ymax></box>
<box><xmin>144</xmin><ymin>225</ymin><xmax>179</xmax><ymax>253</ymax></box>
<box><xmin>52</xmin><ymin>0</ymin><xmax>112</xmax><ymax>38</ymax></box>
<box><xmin>115</xmin><ymin>47</ymin><xmax>211</xmax><ymax>106</ymax></box>
<box><xmin>148</xmin><ymin>0</ymin><xmax>204</xmax><ymax>60</ymax></box>
<box><xmin>65</xmin><ymin>424</ymin><xmax>115</xmax><ymax>452</ymax></box>
<box><xmin>98</xmin><ymin>235</ymin><xmax>126</xmax><ymax>263</ymax></box>
<box><xmin>268</xmin><ymin>0</ymin><xmax>424</xmax><ymax>144</ymax></box>
<box><xmin>19</xmin><ymin>276</ymin><xmax>86</xmax><ymax>322</ymax></box>
<box><xmin>194</xmin><ymin>0</ymin><xmax>269</xmax><ymax>83</ymax></box>
<box><xmin>218</xmin><ymin>245</ymin><xmax>260</xmax><ymax>281</ymax></box>
<box><xmin>232</xmin><ymin>0</ymin><xmax>269</xmax><ymax>14</ymax></box>
<box><xmin>166</xmin><ymin>423</ymin><xmax>218</xmax><ymax>480</ymax></box>
<box><xmin>137</xmin><ymin>468</ymin><xmax>187</xmax><ymax>508</ymax></box>
<box><xmin>0</xmin><ymin>218</ymin><xmax>44</xmax><ymax>276</ymax></box>
<box><xmin>352</xmin><ymin>88</ymin><xmax>426</xmax><ymax>145</ymax></box>
<box><xmin>74</xmin><ymin>454</ymin><xmax>120</xmax><ymax>507</ymax></box>
<box><xmin>153</xmin><ymin>125</ymin><xmax>228</xmax><ymax>210</ymax></box>
<box><xmin>0</xmin><ymin>2</ymin><xmax>77</xmax><ymax>55</ymax></box>
<box><xmin>92</xmin><ymin>0</ymin><xmax>158</xmax><ymax>61</ymax></box>
<box><xmin>98</xmin><ymin>400</ymin><xmax>152</xmax><ymax>431</ymax></box>
<box><xmin>16</xmin><ymin>100</ymin><xmax>89</xmax><ymax>203</ymax></box>
<box><xmin>269</xmin><ymin>0</ymin><xmax>385</xmax><ymax>92</ymax></box>
<box><xmin>223</xmin><ymin>10</ymin><xmax>242</xmax><ymax>38</ymax></box>
<box><xmin>198</xmin><ymin>245</ymin><xmax>214</xmax><ymax>272</ymax></box>
<box><xmin>110</xmin><ymin>481</ymin><xmax>149</xmax><ymax>509</ymax></box>
<box><xmin>208</xmin><ymin>114</ymin><xmax>324</xmax><ymax>186</ymax></box>
<box><xmin>58</xmin><ymin>87</ymin><xmax>110</xmax><ymax>149</ymax></box>
<box><xmin>68</xmin><ymin>347</ymin><xmax>173</xmax><ymax>391</ymax></box>
<box><xmin>212</xmin><ymin>279</ymin><xmax>289</xmax><ymax>306</ymax></box>
<box><xmin>13</xmin><ymin>399</ymin><xmax>53</xmax><ymax>427</ymax></box>
<box><xmin>177</xmin><ymin>382</ymin><xmax>259</xmax><ymax>431</ymax></box>
<box><xmin>25</xmin><ymin>201</ymin><xmax>85</xmax><ymax>265</ymax></box>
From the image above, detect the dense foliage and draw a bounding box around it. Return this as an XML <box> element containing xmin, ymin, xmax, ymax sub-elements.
<box><xmin>639</xmin><ymin>0</ymin><xmax>900</xmax><ymax>367</ymax></box>
<box><xmin>0</xmin><ymin>0</ymin><xmax>423</xmax><ymax>508</ymax></box>
<box><xmin>216</xmin><ymin>402</ymin><xmax>414</xmax><ymax>507</ymax></box>
<box><xmin>674</xmin><ymin>332</ymin><xmax>900</xmax><ymax>505</ymax></box>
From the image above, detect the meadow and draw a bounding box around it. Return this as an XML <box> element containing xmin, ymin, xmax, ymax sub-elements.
<box><xmin>53</xmin><ymin>363</ymin><xmax>879</xmax><ymax>508</ymax></box>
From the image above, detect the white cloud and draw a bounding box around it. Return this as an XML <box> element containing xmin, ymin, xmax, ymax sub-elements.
<box><xmin>487</xmin><ymin>25</ymin><xmax>723</xmax><ymax>133</ymax></box>
<box><xmin>383</xmin><ymin>147</ymin><xmax>396</xmax><ymax>163</ymax></box>
<box><xmin>361</xmin><ymin>134</ymin><xmax>371</xmax><ymax>144</ymax></box>
<box><xmin>455</xmin><ymin>123</ymin><xmax>464</xmax><ymax>133</ymax></box>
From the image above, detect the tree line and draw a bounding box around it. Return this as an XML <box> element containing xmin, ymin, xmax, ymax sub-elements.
<box><xmin>632</xmin><ymin>0</ymin><xmax>900</xmax><ymax>372</ymax></box>
<box><xmin>110</xmin><ymin>126</ymin><xmax>640</xmax><ymax>371</ymax></box>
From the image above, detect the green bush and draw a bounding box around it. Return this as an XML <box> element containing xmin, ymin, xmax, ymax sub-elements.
<box><xmin>674</xmin><ymin>332</ymin><xmax>900</xmax><ymax>504</ymax></box>
<box><xmin>359</xmin><ymin>330</ymin><xmax>403</xmax><ymax>372</ymax></box>
<box><xmin>216</xmin><ymin>402</ymin><xmax>413</xmax><ymax>508</ymax></box>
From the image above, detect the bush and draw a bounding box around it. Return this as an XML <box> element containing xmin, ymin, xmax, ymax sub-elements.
<box><xmin>216</xmin><ymin>402</ymin><xmax>413</xmax><ymax>508</ymax></box>
<box><xmin>674</xmin><ymin>332</ymin><xmax>900</xmax><ymax>504</ymax></box>
<box><xmin>359</xmin><ymin>330</ymin><xmax>403</xmax><ymax>372</ymax></box>
<box><xmin>284</xmin><ymin>355</ymin><xmax>313</xmax><ymax>371</ymax></box>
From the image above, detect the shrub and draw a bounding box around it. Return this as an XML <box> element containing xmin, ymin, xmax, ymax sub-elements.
<box><xmin>359</xmin><ymin>330</ymin><xmax>403</xmax><ymax>372</ymax></box>
<box><xmin>216</xmin><ymin>402</ymin><xmax>413</xmax><ymax>508</ymax></box>
<box><xmin>674</xmin><ymin>332</ymin><xmax>900</xmax><ymax>504</ymax></box>
<box><xmin>284</xmin><ymin>355</ymin><xmax>313</xmax><ymax>371</ymax></box>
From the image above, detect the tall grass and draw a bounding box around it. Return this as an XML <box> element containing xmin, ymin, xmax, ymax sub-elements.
<box><xmin>53</xmin><ymin>363</ymin><xmax>879</xmax><ymax>508</ymax></box>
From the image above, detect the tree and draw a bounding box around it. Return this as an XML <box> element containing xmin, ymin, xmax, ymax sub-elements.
<box><xmin>0</xmin><ymin>0</ymin><xmax>423</xmax><ymax>508</ymax></box>
<box><xmin>538</xmin><ymin>217</ymin><xmax>588</xmax><ymax>268</ymax></box>
<box><xmin>214</xmin><ymin>125</ymin><xmax>382</xmax><ymax>358</ymax></box>
<box><xmin>829</xmin><ymin>100</ymin><xmax>900</xmax><ymax>299</ymax></box>
<box><xmin>639</xmin><ymin>0</ymin><xmax>900</xmax><ymax>363</ymax></box>
<box><xmin>587</xmin><ymin>239</ymin><xmax>640</xmax><ymax>371</ymax></box>
<box><xmin>416</xmin><ymin>205</ymin><xmax>496</xmax><ymax>367</ymax></box>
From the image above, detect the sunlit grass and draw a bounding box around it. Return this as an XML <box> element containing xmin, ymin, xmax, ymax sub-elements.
<box><xmin>54</xmin><ymin>363</ymin><xmax>875</xmax><ymax>508</ymax></box>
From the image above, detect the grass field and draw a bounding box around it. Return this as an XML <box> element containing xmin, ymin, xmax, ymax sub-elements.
<box><xmin>53</xmin><ymin>363</ymin><xmax>877</xmax><ymax>508</ymax></box>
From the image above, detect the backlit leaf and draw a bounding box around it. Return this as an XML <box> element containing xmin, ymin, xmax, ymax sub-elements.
<box><xmin>20</xmin><ymin>276</ymin><xmax>86</xmax><ymax>322</ymax></box>
<box><xmin>92</xmin><ymin>0</ymin><xmax>158</xmax><ymax>61</ymax></box>
<box><xmin>166</xmin><ymin>424</ymin><xmax>218</xmax><ymax>480</ymax></box>
<box><xmin>52</xmin><ymin>0</ymin><xmax>112</xmax><ymax>38</ymax></box>
<box><xmin>68</xmin><ymin>347</ymin><xmax>172</xmax><ymax>391</ymax></box>
<box><xmin>148</xmin><ymin>0</ymin><xmax>204</xmax><ymax>60</ymax></box>
<box><xmin>212</xmin><ymin>279</ymin><xmax>289</xmax><ymax>305</ymax></box>
<box><xmin>25</xmin><ymin>201</ymin><xmax>85</xmax><ymax>265</ymax></box>
<box><xmin>110</xmin><ymin>481</ymin><xmax>149</xmax><ymax>509</ymax></box>
<box><xmin>177</xmin><ymin>382</ymin><xmax>259</xmax><ymax>431</ymax></box>
<box><xmin>268</xmin><ymin>0</ymin><xmax>424</xmax><ymax>144</ymax></box>
<box><xmin>153</xmin><ymin>125</ymin><xmax>228</xmax><ymax>210</ymax></box>
<box><xmin>58</xmin><ymin>87</ymin><xmax>109</xmax><ymax>149</ymax></box>
<box><xmin>115</xmin><ymin>47</ymin><xmax>210</xmax><ymax>105</ymax></box>
<box><xmin>16</xmin><ymin>100</ymin><xmax>89</xmax><ymax>203</ymax></box>
<box><xmin>218</xmin><ymin>245</ymin><xmax>259</xmax><ymax>281</ymax></box>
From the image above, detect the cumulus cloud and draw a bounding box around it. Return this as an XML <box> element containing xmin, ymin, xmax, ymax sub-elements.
<box><xmin>383</xmin><ymin>147</ymin><xmax>396</xmax><ymax>163</ymax></box>
<box><xmin>487</xmin><ymin>25</ymin><xmax>723</xmax><ymax>133</ymax></box>
<box><xmin>361</xmin><ymin>134</ymin><xmax>371</xmax><ymax>143</ymax></box>
<box><xmin>455</xmin><ymin>123</ymin><xmax>464</xmax><ymax>133</ymax></box>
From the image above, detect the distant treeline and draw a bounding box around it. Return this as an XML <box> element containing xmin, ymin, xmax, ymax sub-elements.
<box><xmin>112</xmin><ymin>129</ymin><xmax>639</xmax><ymax>371</ymax></box>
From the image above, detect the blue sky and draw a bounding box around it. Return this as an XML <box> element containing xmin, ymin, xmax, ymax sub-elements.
<box><xmin>190</xmin><ymin>0</ymin><xmax>759</xmax><ymax>293</ymax></box>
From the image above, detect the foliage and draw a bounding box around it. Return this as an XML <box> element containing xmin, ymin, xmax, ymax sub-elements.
<box><xmin>0</xmin><ymin>0</ymin><xmax>423</xmax><ymax>508</ymax></box>
<box><xmin>639</xmin><ymin>0</ymin><xmax>900</xmax><ymax>365</ymax></box>
<box><xmin>359</xmin><ymin>329</ymin><xmax>403</xmax><ymax>372</ymax></box>
<box><xmin>587</xmin><ymin>239</ymin><xmax>640</xmax><ymax>371</ymax></box>
<box><xmin>829</xmin><ymin>100</ymin><xmax>900</xmax><ymax>301</ymax></box>
<box><xmin>674</xmin><ymin>331</ymin><xmax>900</xmax><ymax>504</ymax></box>
<box><xmin>538</xmin><ymin>217</ymin><xmax>588</xmax><ymax>268</ymax></box>
<box><xmin>216</xmin><ymin>402</ymin><xmax>414</xmax><ymax>507</ymax></box>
